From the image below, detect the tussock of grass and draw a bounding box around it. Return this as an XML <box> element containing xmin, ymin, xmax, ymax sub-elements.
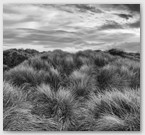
<box><xmin>69</xmin><ymin>70</ymin><xmax>97</xmax><ymax>101</ymax></box>
<box><xmin>4</xmin><ymin>104</ymin><xmax>60</xmax><ymax>131</ymax></box>
<box><xmin>94</xmin><ymin>54</ymin><xmax>109</xmax><ymax>67</ymax></box>
<box><xmin>4</xmin><ymin>65</ymin><xmax>50</xmax><ymax>87</ymax></box>
<box><xmin>3</xmin><ymin>81</ymin><xmax>26</xmax><ymax>109</ymax></box>
<box><xmin>23</xmin><ymin>56</ymin><xmax>52</xmax><ymax>71</ymax></box>
<box><xmin>4</xmin><ymin>64</ymin><xmax>63</xmax><ymax>91</ymax></box>
<box><xmin>97</xmin><ymin>63</ymin><xmax>139</xmax><ymax>91</ymax></box>
<box><xmin>84</xmin><ymin>88</ymin><xmax>140</xmax><ymax>131</ymax></box>
<box><xmin>92</xmin><ymin>115</ymin><xmax>125</xmax><ymax>131</ymax></box>
<box><xmin>32</xmin><ymin>84</ymin><xmax>80</xmax><ymax>130</ymax></box>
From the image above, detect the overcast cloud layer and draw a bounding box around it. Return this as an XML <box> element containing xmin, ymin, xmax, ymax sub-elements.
<box><xmin>3</xmin><ymin>4</ymin><xmax>140</xmax><ymax>52</ymax></box>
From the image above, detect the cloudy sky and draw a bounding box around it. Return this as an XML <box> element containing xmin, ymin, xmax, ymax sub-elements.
<box><xmin>3</xmin><ymin>4</ymin><xmax>140</xmax><ymax>52</ymax></box>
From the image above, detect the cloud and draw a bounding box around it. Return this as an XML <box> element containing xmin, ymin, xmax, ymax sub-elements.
<box><xmin>116</xmin><ymin>13</ymin><xmax>132</xmax><ymax>20</ymax></box>
<box><xmin>98</xmin><ymin>21</ymin><xmax>123</xmax><ymax>31</ymax></box>
<box><xmin>128</xmin><ymin>20</ymin><xmax>140</xmax><ymax>28</ymax></box>
<box><xmin>123</xmin><ymin>4</ymin><xmax>140</xmax><ymax>13</ymax></box>
<box><xmin>115</xmin><ymin>42</ymin><xmax>140</xmax><ymax>52</ymax></box>
<box><xmin>73</xmin><ymin>4</ymin><xmax>103</xmax><ymax>13</ymax></box>
<box><xmin>111</xmin><ymin>4</ymin><xmax>140</xmax><ymax>13</ymax></box>
<box><xmin>3</xmin><ymin>13</ymin><xmax>26</xmax><ymax>21</ymax></box>
<box><xmin>3</xmin><ymin>4</ymin><xmax>140</xmax><ymax>52</ymax></box>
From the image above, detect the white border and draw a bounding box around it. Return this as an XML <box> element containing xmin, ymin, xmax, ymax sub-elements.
<box><xmin>0</xmin><ymin>0</ymin><xmax>144</xmax><ymax>135</ymax></box>
<box><xmin>2</xmin><ymin>0</ymin><xmax>143</xmax><ymax>4</ymax></box>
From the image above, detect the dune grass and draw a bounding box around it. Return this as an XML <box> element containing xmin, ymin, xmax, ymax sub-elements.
<box><xmin>3</xmin><ymin>49</ymin><xmax>140</xmax><ymax>131</ymax></box>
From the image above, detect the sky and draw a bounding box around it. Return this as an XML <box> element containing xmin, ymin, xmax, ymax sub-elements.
<box><xmin>3</xmin><ymin>4</ymin><xmax>140</xmax><ymax>52</ymax></box>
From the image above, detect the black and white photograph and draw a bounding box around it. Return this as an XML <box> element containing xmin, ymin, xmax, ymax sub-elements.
<box><xmin>3</xmin><ymin>4</ymin><xmax>140</xmax><ymax>131</ymax></box>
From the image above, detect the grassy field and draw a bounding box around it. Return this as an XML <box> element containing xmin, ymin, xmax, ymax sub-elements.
<box><xmin>3</xmin><ymin>49</ymin><xmax>140</xmax><ymax>131</ymax></box>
